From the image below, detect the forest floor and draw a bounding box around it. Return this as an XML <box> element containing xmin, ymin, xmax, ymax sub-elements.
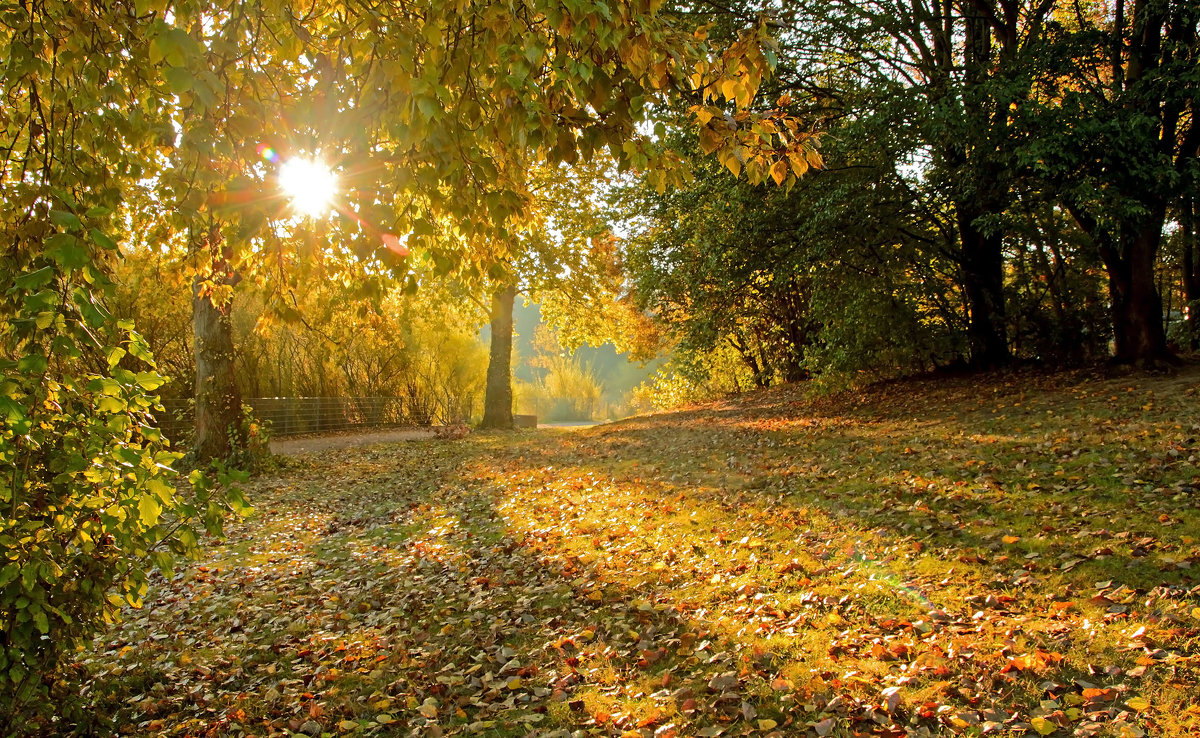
<box><xmin>71</xmin><ymin>366</ymin><xmax>1200</xmax><ymax>737</ymax></box>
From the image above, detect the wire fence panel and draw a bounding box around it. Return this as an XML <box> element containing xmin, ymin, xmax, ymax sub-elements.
<box><xmin>156</xmin><ymin>396</ymin><xmax>427</xmax><ymax>440</ymax></box>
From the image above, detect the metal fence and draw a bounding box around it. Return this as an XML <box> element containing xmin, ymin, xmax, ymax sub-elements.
<box><xmin>157</xmin><ymin>396</ymin><xmax>426</xmax><ymax>439</ymax></box>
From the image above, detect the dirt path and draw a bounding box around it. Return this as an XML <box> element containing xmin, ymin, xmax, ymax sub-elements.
<box><xmin>268</xmin><ymin>427</ymin><xmax>436</xmax><ymax>455</ymax></box>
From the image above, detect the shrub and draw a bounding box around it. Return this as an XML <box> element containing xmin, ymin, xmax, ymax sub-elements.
<box><xmin>1</xmin><ymin>246</ymin><xmax>248</xmax><ymax>731</ymax></box>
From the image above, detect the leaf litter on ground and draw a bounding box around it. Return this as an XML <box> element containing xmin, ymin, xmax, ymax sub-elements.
<box><xmin>69</xmin><ymin>367</ymin><xmax>1200</xmax><ymax>737</ymax></box>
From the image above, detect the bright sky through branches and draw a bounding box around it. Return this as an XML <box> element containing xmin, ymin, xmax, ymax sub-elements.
<box><xmin>279</xmin><ymin>157</ymin><xmax>338</xmax><ymax>218</ymax></box>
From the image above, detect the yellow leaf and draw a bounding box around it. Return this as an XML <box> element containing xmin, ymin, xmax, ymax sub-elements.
<box><xmin>1030</xmin><ymin>717</ymin><xmax>1056</xmax><ymax>735</ymax></box>
<box><xmin>719</xmin><ymin>78</ymin><xmax>738</xmax><ymax>102</ymax></box>
<box><xmin>138</xmin><ymin>494</ymin><xmax>162</xmax><ymax>527</ymax></box>
<box><xmin>1002</xmin><ymin>535</ymin><xmax>1020</xmax><ymax>544</ymax></box>
<box><xmin>758</xmin><ymin>718</ymin><xmax>778</xmax><ymax>730</ymax></box>
<box><xmin>770</xmin><ymin>160</ymin><xmax>788</xmax><ymax>186</ymax></box>
<box><xmin>699</xmin><ymin>126</ymin><xmax>721</xmax><ymax>155</ymax></box>
<box><xmin>735</xmin><ymin>82</ymin><xmax>752</xmax><ymax>109</ymax></box>
<box><xmin>1126</xmin><ymin>696</ymin><xmax>1150</xmax><ymax>711</ymax></box>
<box><xmin>723</xmin><ymin>155</ymin><xmax>742</xmax><ymax>179</ymax></box>
<box><xmin>507</xmin><ymin>677</ymin><xmax>523</xmax><ymax>689</ymax></box>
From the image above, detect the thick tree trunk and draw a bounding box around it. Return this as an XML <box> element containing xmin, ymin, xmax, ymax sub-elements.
<box><xmin>192</xmin><ymin>276</ymin><xmax>243</xmax><ymax>461</ymax></box>
<box><xmin>480</xmin><ymin>284</ymin><xmax>516</xmax><ymax>429</ymax></box>
<box><xmin>1105</xmin><ymin>221</ymin><xmax>1172</xmax><ymax>364</ymax></box>
<box><xmin>191</xmin><ymin>225</ymin><xmax>244</xmax><ymax>463</ymax></box>
<box><xmin>957</xmin><ymin>209</ymin><xmax>1010</xmax><ymax>369</ymax></box>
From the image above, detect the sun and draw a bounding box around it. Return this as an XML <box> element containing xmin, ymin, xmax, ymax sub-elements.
<box><xmin>278</xmin><ymin>157</ymin><xmax>338</xmax><ymax>218</ymax></box>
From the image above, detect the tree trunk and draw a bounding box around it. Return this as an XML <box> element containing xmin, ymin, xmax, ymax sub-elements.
<box><xmin>191</xmin><ymin>225</ymin><xmax>244</xmax><ymax>463</ymax></box>
<box><xmin>192</xmin><ymin>275</ymin><xmax>243</xmax><ymax>462</ymax></box>
<box><xmin>957</xmin><ymin>208</ymin><xmax>1010</xmax><ymax>369</ymax></box>
<box><xmin>1180</xmin><ymin>197</ymin><xmax>1198</xmax><ymax>349</ymax></box>
<box><xmin>1105</xmin><ymin>220</ymin><xmax>1172</xmax><ymax>364</ymax></box>
<box><xmin>480</xmin><ymin>284</ymin><xmax>516</xmax><ymax>429</ymax></box>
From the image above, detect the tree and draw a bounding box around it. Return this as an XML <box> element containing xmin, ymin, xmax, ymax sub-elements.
<box><xmin>1029</xmin><ymin>0</ymin><xmax>1198</xmax><ymax>364</ymax></box>
<box><xmin>619</xmin><ymin>54</ymin><xmax>972</xmax><ymax>387</ymax></box>
<box><xmin>1176</xmin><ymin>194</ymin><xmax>1199</xmax><ymax>348</ymax></box>
<box><xmin>481</xmin><ymin>284</ymin><xmax>518</xmax><ymax>428</ymax></box>
<box><xmin>135</xmin><ymin>0</ymin><xmax>818</xmax><ymax>445</ymax></box>
<box><xmin>791</xmin><ymin>0</ymin><xmax>1077</xmax><ymax>368</ymax></box>
<box><xmin>0</xmin><ymin>0</ymin><xmax>246</xmax><ymax>724</ymax></box>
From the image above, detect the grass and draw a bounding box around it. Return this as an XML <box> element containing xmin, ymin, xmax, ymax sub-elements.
<box><xmin>64</xmin><ymin>366</ymin><xmax>1200</xmax><ymax>737</ymax></box>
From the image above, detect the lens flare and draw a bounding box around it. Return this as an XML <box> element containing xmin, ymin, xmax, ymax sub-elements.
<box><xmin>382</xmin><ymin>233</ymin><xmax>409</xmax><ymax>256</ymax></box>
<box><xmin>256</xmin><ymin>143</ymin><xmax>280</xmax><ymax>163</ymax></box>
<box><xmin>279</xmin><ymin>157</ymin><xmax>338</xmax><ymax>218</ymax></box>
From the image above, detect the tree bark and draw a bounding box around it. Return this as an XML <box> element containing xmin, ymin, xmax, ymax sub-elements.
<box><xmin>480</xmin><ymin>284</ymin><xmax>516</xmax><ymax>429</ymax></box>
<box><xmin>1066</xmin><ymin>198</ymin><xmax>1173</xmax><ymax>365</ymax></box>
<box><xmin>192</xmin><ymin>228</ymin><xmax>244</xmax><ymax>462</ymax></box>
<box><xmin>1180</xmin><ymin>197</ymin><xmax>1198</xmax><ymax>349</ymax></box>
<box><xmin>1104</xmin><ymin>220</ymin><xmax>1172</xmax><ymax>364</ymax></box>
<box><xmin>957</xmin><ymin>207</ymin><xmax>1010</xmax><ymax>369</ymax></box>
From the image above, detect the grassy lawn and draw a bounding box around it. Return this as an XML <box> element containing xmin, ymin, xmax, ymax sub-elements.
<box><xmin>68</xmin><ymin>368</ymin><xmax>1200</xmax><ymax>737</ymax></box>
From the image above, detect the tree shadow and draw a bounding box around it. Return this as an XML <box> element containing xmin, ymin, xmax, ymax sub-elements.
<box><xmin>71</xmin><ymin>442</ymin><xmax>846</xmax><ymax>737</ymax></box>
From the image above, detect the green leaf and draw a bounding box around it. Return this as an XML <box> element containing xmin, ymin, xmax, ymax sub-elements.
<box><xmin>152</xmin><ymin>27</ymin><xmax>191</xmax><ymax>66</ymax></box>
<box><xmin>151</xmin><ymin>550</ymin><xmax>174</xmax><ymax>576</ymax></box>
<box><xmin>49</xmin><ymin>210</ymin><xmax>82</xmax><ymax>230</ymax></box>
<box><xmin>164</xmin><ymin>66</ymin><xmax>193</xmax><ymax>93</ymax></box>
<box><xmin>135</xmin><ymin>372</ymin><xmax>167</xmax><ymax>391</ymax></box>
<box><xmin>16</xmin><ymin>354</ymin><xmax>48</xmax><ymax>375</ymax></box>
<box><xmin>416</xmin><ymin>95</ymin><xmax>440</xmax><ymax>121</ymax></box>
<box><xmin>146</xmin><ymin>477</ymin><xmax>175</xmax><ymax>505</ymax></box>
<box><xmin>96</xmin><ymin>396</ymin><xmax>126</xmax><ymax>413</ymax></box>
<box><xmin>138</xmin><ymin>494</ymin><xmax>162</xmax><ymax>527</ymax></box>
<box><xmin>106</xmin><ymin>346</ymin><xmax>127</xmax><ymax>369</ymax></box>
<box><xmin>0</xmin><ymin>564</ymin><xmax>19</xmax><ymax>589</ymax></box>
<box><xmin>89</xmin><ymin>228</ymin><xmax>118</xmax><ymax>250</ymax></box>
<box><xmin>32</xmin><ymin>609</ymin><xmax>49</xmax><ymax>635</ymax></box>
<box><xmin>14</xmin><ymin>267</ymin><xmax>55</xmax><ymax>291</ymax></box>
<box><xmin>46</xmin><ymin>233</ymin><xmax>90</xmax><ymax>270</ymax></box>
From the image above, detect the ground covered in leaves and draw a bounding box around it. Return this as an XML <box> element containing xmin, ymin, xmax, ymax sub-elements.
<box><xmin>68</xmin><ymin>368</ymin><xmax>1200</xmax><ymax>737</ymax></box>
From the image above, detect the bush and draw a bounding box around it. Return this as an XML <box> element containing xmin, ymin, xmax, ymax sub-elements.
<box><xmin>1</xmin><ymin>251</ymin><xmax>248</xmax><ymax>731</ymax></box>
